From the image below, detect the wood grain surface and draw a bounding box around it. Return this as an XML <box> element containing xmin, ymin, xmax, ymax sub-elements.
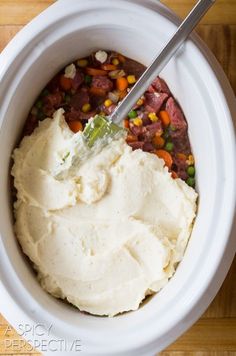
<box><xmin>0</xmin><ymin>1</ymin><xmax>235</xmax><ymax>355</ymax></box>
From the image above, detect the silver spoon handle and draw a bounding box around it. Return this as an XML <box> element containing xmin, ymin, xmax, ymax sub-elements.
<box><xmin>110</xmin><ymin>0</ymin><xmax>215</xmax><ymax>124</ymax></box>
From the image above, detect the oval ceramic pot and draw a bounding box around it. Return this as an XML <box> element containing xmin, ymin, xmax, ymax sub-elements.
<box><xmin>0</xmin><ymin>1</ymin><xmax>235</xmax><ymax>355</ymax></box>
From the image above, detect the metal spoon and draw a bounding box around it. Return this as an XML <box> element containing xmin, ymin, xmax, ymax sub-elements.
<box><xmin>110</xmin><ymin>0</ymin><xmax>215</xmax><ymax>124</ymax></box>
<box><xmin>83</xmin><ymin>0</ymin><xmax>215</xmax><ymax>147</ymax></box>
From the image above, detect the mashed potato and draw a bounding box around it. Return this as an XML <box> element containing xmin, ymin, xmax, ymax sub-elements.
<box><xmin>12</xmin><ymin>109</ymin><xmax>197</xmax><ymax>316</ymax></box>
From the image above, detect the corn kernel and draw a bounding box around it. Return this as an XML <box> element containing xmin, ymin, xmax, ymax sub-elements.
<box><xmin>148</xmin><ymin>112</ymin><xmax>158</xmax><ymax>122</ymax></box>
<box><xmin>187</xmin><ymin>155</ymin><xmax>195</xmax><ymax>165</ymax></box>
<box><xmin>133</xmin><ymin>117</ymin><xmax>143</xmax><ymax>126</ymax></box>
<box><xmin>112</xmin><ymin>58</ymin><xmax>119</xmax><ymax>66</ymax></box>
<box><xmin>127</xmin><ymin>75</ymin><xmax>136</xmax><ymax>84</ymax></box>
<box><xmin>77</xmin><ymin>59</ymin><xmax>88</xmax><ymax>67</ymax></box>
<box><xmin>104</xmin><ymin>99</ymin><xmax>112</xmax><ymax>107</ymax></box>
<box><xmin>136</xmin><ymin>98</ymin><xmax>144</xmax><ymax>106</ymax></box>
<box><xmin>82</xmin><ymin>103</ymin><xmax>91</xmax><ymax>113</ymax></box>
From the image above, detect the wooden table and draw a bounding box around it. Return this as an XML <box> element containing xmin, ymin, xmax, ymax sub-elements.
<box><xmin>0</xmin><ymin>1</ymin><xmax>235</xmax><ymax>355</ymax></box>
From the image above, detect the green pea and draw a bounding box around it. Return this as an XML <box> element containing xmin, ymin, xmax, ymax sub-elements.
<box><xmin>85</xmin><ymin>75</ymin><xmax>92</xmax><ymax>85</ymax></box>
<box><xmin>163</xmin><ymin>128</ymin><xmax>169</xmax><ymax>139</ymax></box>
<box><xmin>186</xmin><ymin>177</ymin><xmax>195</xmax><ymax>187</ymax></box>
<box><xmin>187</xmin><ymin>165</ymin><xmax>195</xmax><ymax>177</ymax></box>
<box><xmin>36</xmin><ymin>100</ymin><xmax>42</xmax><ymax>109</ymax></box>
<box><xmin>128</xmin><ymin>110</ymin><xmax>137</xmax><ymax>119</ymax></box>
<box><xmin>65</xmin><ymin>95</ymin><xmax>71</xmax><ymax>103</ymax></box>
<box><xmin>37</xmin><ymin>111</ymin><xmax>45</xmax><ymax>121</ymax></box>
<box><xmin>165</xmin><ymin>142</ymin><xmax>174</xmax><ymax>152</ymax></box>
<box><xmin>41</xmin><ymin>89</ymin><xmax>50</xmax><ymax>97</ymax></box>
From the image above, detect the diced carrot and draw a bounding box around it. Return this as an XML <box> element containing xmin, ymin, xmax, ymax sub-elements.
<box><xmin>116</xmin><ymin>77</ymin><xmax>128</xmax><ymax>91</ymax></box>
<box><xmin>119</xmin><ymin>90</ymin><xmax>127</xmax><ymax>99</ymax></box>
<box><xmin>101</xmin><ymin>64</ymin><xmax>117</xmax><ymax>71</ymax></box>
<box><xmin>153</xmin><ymin>136</ymin><xmax>165</xmax><ymax>148</ymax></box>
<box><xmin>118</xmin><ymin>54</ymin><xmax>126</xmax><ymax>63</ymax></box>
<box><xmin>176</xmin><ymin>152</ymin><xmax>187</xmax><ymax>161</ymax></box>
<box><xmin>68</xmin><ymin>120</ymin><xmax>83</xmax><ymax>133</ymax></box>
<box><xmin>123</xmin><ymin>119</ymin><xmax>129</xmax><ymax>129</ymax></box>
<box><xmin>60</xmin><ymin>75</ymin><xmax>72</xmax><ymax>91</ymax></box>
<box><xmin>171</xmin><ymin>171</ymin><xmax>178</xmax><ymax>179</ymax></box>
<box><xmin>126</xmin><ymin>134</ymin><xmax>138</xmax><ymax>143</ymax></box>
<box><xmin>159</xmin><ymin>110</ymin><xmax>170</xmax><ymax>127</ymax></box>
<box><xmin>156</xmin><ymin>149</ymin><xmax>173</xmax><ymax>169</ymax></box>
<box><xmin>86</xmin><ymin>67</ymin><xmax>107</xmax><ymax>76</ymax></box>
<box><xmin>89</xmin><ymin>87</ymin><xmax>107</xmax><ymax>97</ymax></box>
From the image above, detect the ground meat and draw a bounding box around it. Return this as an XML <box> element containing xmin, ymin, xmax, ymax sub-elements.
<box><xmin>151</xmin><ymin>77</ymin><xmax>171</xmax><ymax>95</ymax></box>
<box><xmin>71</xmin><ymin>70</ymin><xmax>84</xmax><ymax>90</ymax></box>
<box><xmin>143</xmin><ymin>142</ymin><xmax>155</xmax><ymax>152</ymax></box>
<box><xmin>173</xmin><ymin>157</ymin><xmax>188</xmax><ymax>180</ymax></box>
<box><xmin>172</xmin><ymin>136</ymin><xmax>191</xmax><ymax>155</ymax></box>
<box><xmin>42</xmin><ymin>104</ymin><xmax>55</xmax><ymax>117</ymax></box>
<box><xmin>128</xmin><ymin>141</ymin><xmax>144</xmax><ymax>150</ymax></box>
<box><xmin>70</xmin><ymin>88</ymin><xmax>89</xmax><ymax>110</ymax></box>
<box><xmin>142</xmin><ymin>121</ymin><xmax>163</xmax><ymax>141</ymax></box>
<box><xmin>90</xmin><ymin>95</ymin><xmax>105</xmax><ymax>109</ymax></box>
<box><xmin>91</xmin><ymin>76</ymin><xmax>113</xmax><ymax>92</ymax></box>
<box><xmin>64</xmin><ymin>108</ymin><xmax>81</xmax><ymax>121</ymax></box>
<box><xmin>47</xmin><ymin>75</ymin><xmax>61</xmax><ymax>92</ymax></box>
<box><xmin>43</xmin><ymin>92</ymin><xmax>62</xmax><ymax>108</ymax></box>
<box><xmin>122</xmin><ymin>59</ymin><xmax>145</xmax><ymax>78</ymax></box>
<box><xmin>166</xmin><ymin>97</ymin><xmax>187</xmax><ymax>138</ymax></box>
<box><xmin>129</xmin><ymin>124</ymin><xmax>143</xmax><ymax>137</ymax></box>
<box><xmin>144</xmin><ymin>92</ymin><xmax>168</xmax><ymax>113</ymax></box>
<box><xmin>65</xmin><ymin>109</ymin><xmax>96</xmax><ymax>122</ymax></box>
<box><xmin>23</xmin><ymin>115</ymin><xmax>38</xmax><ymax>136</ymax></box>
<box><xmin>127</xmin><ymin>139</ymin><xmax>154</xmax><ymax>153</ymax></box>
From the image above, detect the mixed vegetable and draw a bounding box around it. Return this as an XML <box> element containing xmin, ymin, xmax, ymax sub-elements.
<box><xmin>24</xmin><ymin>50</ymin><xmax>195</xmax><ymax>186</ymax></box>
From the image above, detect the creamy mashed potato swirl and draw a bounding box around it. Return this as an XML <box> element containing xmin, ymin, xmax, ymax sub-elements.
<box><xmin>12</xmin><ymin>109</ymin><xmax>197</xmax><ymax>316</ymax></box>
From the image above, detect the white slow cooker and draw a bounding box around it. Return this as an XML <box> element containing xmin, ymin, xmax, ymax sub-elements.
<box><xmin>0</xmin><ymin>1</ymin><xmax>235</xmax><ymax>355</ymax></box>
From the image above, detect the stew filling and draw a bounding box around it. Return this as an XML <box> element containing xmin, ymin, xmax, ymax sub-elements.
<box><xmin>24</xmin><ymin>50</ymin><xmax>195</xmax><ymax>186</ymax></box>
